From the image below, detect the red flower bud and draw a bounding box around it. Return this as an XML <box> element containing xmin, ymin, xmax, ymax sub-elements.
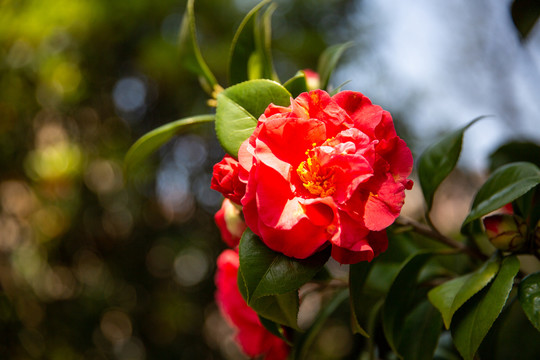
<box><xmin>211</xmin><ymin>155</ymin><xmax>246</xmax><ymax>205</ymax></box>
<box><xmin>303</xmin><ymin>69</ymin><xmax>320</xmax><ymax>91</ymax></box>
<box><xmin>214</xmin><ymin>198</ymin><xmax>247</xmax><ymax>248</ymax></box>
<box><xmin>483</xmin><ymin>214</ymin><xmax>527</xmax><ymax>252</ymax></box>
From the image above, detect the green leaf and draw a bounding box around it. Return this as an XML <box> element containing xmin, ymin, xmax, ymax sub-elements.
<box><xmin>258</xmin><ymin>315</ymin><xmax>291</xmax><ymax>344</ymax></box>
<box><xmin>511</xmin><ymin>0</ymin><xmax>540</xmax><ymax>41</ymax></box>
<box><xmin>365</xmin><ymin>299</ymin><xmax>384</xmax><ymax>360</ymax></box>
<box><xmin>124</xmin><ymin>114</ymin><xmax>214</xmax><ymax>177</ymax></box>
<box><xmin>428</xmin><ymin>255</ymin><xmax>501</xmax><ymax>329</ymax></box>
<box><xmin>451</xmin><ymin>255</ymin><xmax>520</xmax><ymax>360</ymax></box>
<box><xmin>228</xmin><ymin>0</ymin><xmax>277</xmax><ymax>85</ymax></box>
<box><xmin>215</xmin><ymin>79</ymin><xmax>291</xmax><ymax>157</ymax></box>
<box><xmin>221</xmin><ymin>79</ymin><xmax>291</xmax><ymax>120</ymax></box>
<box><xmin>398</xmin><ymin>300</ymin><xmax>443</xmax><ymax>360</ymax></box>
<box><xmin>178</xmin><ymin>0</ymin><xmax>218</xmax><ymax>94</ymax></box>
<box><xmin>349</xmin><ymin>261</ymin><xmax>373</xmax><ymax>337</ymax></box>
<box><xmin>328</xmin><ymin>80</ymin><xmax>352</xmax><ymax>96</ymax></box>
<box><xmin>254</xmin><ymin>2</ymin><xmax>278</xmax><ymax>81</ymax></box>
<box><xmin>488</xmin><ymin>140</ymin><xmax>540</xmax><ymax>172</ymax></box>
<box><xmin>462</xmin><ymin>162</ymin><xmax>540</xmax><ymax>231</ymax></box>
<box><xmin>418</xmin><ymin>117</ymin><xmax>483</xmax><ymax>210</ymax></box>
<box><xmin>215</xmin><ymin>93</ymin><xmax>257</xmax><ymax>158</ymax></box>
<box><xmin>238</xmin><ymin>228</ymin><xmax>330</xmax><ymax>303</ymax></box>
<box><xmin>283</xmin><ymin>71</ymin><xmax>308</xmax><ymax>98</ymax></box>
<box><xmin>238</xmin><ymin>267</ymin><xmax>299</xmax><ymax>329</ymax></box>
<box><xmin>293</xmin><ymin>289</ymin><xmax>348</xmax><ymax>360</ymax></box>
<box><xmin>518</xmin><ymin>271</ymin><xmax>540</xmax><ymax>332</ymax></box>
<box><xmin>317</xmin><ymin>41</ymin><xmax>353</xmax><ymax>90</ymax></box>
<box><xmin>382</xmin><ymin>251</ymin><xmax>434</xmax><ymax>357</ymax></box>
<box><xmin>478</xmin><ymin>297</ymin><xmax>540</xmax><ymax>360</ymax></box>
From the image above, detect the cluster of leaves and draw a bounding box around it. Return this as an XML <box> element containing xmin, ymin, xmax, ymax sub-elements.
<box><xmin>417</xmin><ymin>121</ymin><xmax>540</xmax><ymax>359</ymax></box>
<box><xmin>125</xmin><ymin>0</ymin><xmax>540</xmax><ymax>359</ymax></box>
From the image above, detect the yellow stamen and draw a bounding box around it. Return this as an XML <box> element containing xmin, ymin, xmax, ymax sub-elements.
<box><xmin>296</xmin><ymin>151</ymin><xmax>336</xmax><ymax>197</ymax></box>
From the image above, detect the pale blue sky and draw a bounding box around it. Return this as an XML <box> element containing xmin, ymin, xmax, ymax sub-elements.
<box><xmin>335</xmin><ymin>0</ymin><xmax>540</xmax><ymax>170</ymax></box>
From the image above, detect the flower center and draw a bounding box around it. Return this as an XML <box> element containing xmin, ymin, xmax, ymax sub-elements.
<box><xmin>296</xmin><ymin>148</ymin><xmax>336</xmax><ymax>197</ymax></box>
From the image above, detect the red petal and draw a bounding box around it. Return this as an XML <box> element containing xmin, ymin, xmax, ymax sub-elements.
<box><xmin>331</xmin><ymin>244</ymin><xmax>374</xmax><ymax>264</ymax></box>
<box><xmin>332</xmin><ymin>91</ymin><xmax>384</xmax><ymax>139</ymax></box>
<box><xmin>242</xmin><ymin>164</ymin><xmax>332</xmax><ymax>259</ymax></box>
<box><xmin>295</xmin><ymin>90</ymin><xmax>352</xmax><ymax>132</ymax></box>
<box><xmin>256</xmin><ymin>115</ymin><xmax>327</xmax><ymax>168</ymax></box>
<box><xmin>363</xmin><ymin>187</ymin><xmax>404</xmax><ymax>231</ymax></box>
<box><xmin>215</xmin><ymin>250</ymin><xmax>290</xmax><ymax>358</ymax></box>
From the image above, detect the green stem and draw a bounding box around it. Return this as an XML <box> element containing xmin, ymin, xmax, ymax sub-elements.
<box><xmin>395</xmin><ymin>216</ymin><xmax>487</xmax><ymax>260</ymax></box>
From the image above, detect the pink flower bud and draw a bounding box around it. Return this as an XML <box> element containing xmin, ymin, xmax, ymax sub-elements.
<box><xmin>303</xmin><ymin>69</ymin><xmax>320</xmax><ymax>91</ymax></box>
<box><xmin>483</xmin><ymin>214</ymin><xmax>527</xmax><ymax>252</ymax></box>
<box><xmin>214</xmin><ymin>198</ymin><xmax>247</xmax><ymax>248</ymax></box>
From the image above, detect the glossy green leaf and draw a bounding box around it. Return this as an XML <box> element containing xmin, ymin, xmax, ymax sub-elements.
<box><xmin>382</xmin><ymin>251</ymin><xmax>434</xmax><ymax>357</ymax></box>
<box><xmin>222</xmin><ymin>79</ymin><xmax>291</xmax><ymax>119</ymax></box>
<box><xmin>283</xmin><ymin>71</ymin><xmax>308</xmax><ymax>98</ymax></box>
<box><xmin>250</xmin><ymin>293</ymin><xmax>299</xmax><ymax>329</ymax></box>
<box><xmin>294</xmin><ymin>289</ymin><xmax>348</xmax><ymax>360</ymax></box>
<box><xmin>488</xmin><ymin>140</ymin><xmax>540</xmax><ymax>172</ymax></box>
<box><xmin>329</xmin><ymin>80</ymin><xmax>352</xmax><ymax>96</ymax></box>
<box><xmin>238</xmin><ymin>267</ymin><xmax>299</xmax><ymax>329</ymax></box>
<box><xmin>518</xmin><ymin>271</ymin><xmax>540</xmax><ymax>332</ymax></box>
<box><xmin>451</xmin><ymin>255</ymin><xmax>520</xmax><ymax>360</ymax></box>
<box><xmin>228</xmin><ymin>0</ymin><xmax>277</xmax><ymax>85</ymax></box>
<box><xmin>511</xmin><ymin>0</ymin><xmax>540</xmax><ymax>41</ymax></box>
<box><xmin>418</xmin><ymin>117</ymin><xmax>483</xmax><ymax>210</ymax></box>
<box><xmin>433</xmin><ymin>332</ymin><xmax>462</xmax><ymax>360</ymax></box>
<box><xmin>178</xmin><ymin>0</ymin><xmax>218</xmax><ymax>94</ymax></box>
<box><xmin>462</xmin><ymin>162</ymin><xmax>540</xmax><ymax>231</ymax></box>
<box><xmin>349</xmin><ymin>261</ymin><xmax>373</xmax><ymax>337</ymax></box>
<box><xmin>215</xmin><ymin>79</ymin><xmax>291</xmax><ymax>157</ymax></box>
<box><xmin>365</xmin><ymin>299</ymin><xmax>384</xmax><ymax>360</ymax></box>
<box><xmin>398</xmin><ymin>300</ymin><xmax>443</xmax><ymax>360</ymax></box>
<box><xmin>238</xmin><ymin>229</ymin><xmax>330</xmax><ymax>303</ymax></box>
<box><xmin>258</xmin><ymin>315</ymin><xmax>292</xmax><ymax>344</ymax></box>
<box><xmin>254</xmin><ymin>2</ymin><xmax>278</xmax><ymax>81</ymax></box>
<box><xmin>215</xmin><ymin>93</ymin><xmax>257</xmax><ymax>158</ymax></box>
<box><xmin>124</xmin><ymin>114</ymin><xmax>214</xmax><ymax>177</ymax></box>
<box><xmin>317</xmin><ymin>41</ymin><xmax>353</xmax><ymax>90</ymax></box>
<box><xmin>428</xmin><ymin>255</ymin><xmax>501</xmax><ymax>329</ymax></box>
<box><xmin>478</xmin><ymin>297</ymin><xmax>540</xmax><ymax>359</ymax></box>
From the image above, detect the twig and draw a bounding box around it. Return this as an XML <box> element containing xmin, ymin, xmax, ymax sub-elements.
<box><xmin>395</xmin><ymin>216</ymin><xmax>487</xmax><ymax>260</ymax></box>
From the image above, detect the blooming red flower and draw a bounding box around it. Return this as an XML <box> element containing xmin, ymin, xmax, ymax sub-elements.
<box><xmin>215</xmin><ymin>249</ymin><xmax>290</xmax><ymax>359</ymax></box>
<box><xmin>236</xmin><ymin>90</ymin><xmax>413</xmax><ymax>264</ymax></box>
<box><xmin>214</xmin><ymin>198</ymin><xmax>247</xmax><ymax>248</ymax></box>
<box><xmin>211</xmin><ymin>155</ymin><xmax>246</xmax><ymax>205</ymax></box>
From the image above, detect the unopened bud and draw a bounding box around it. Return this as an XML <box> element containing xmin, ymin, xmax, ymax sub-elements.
<box><xmin>214</xmin><ymin>198</ymin><xmax>247</xmax><ymax>248</ymax></box>
<box><xmin>303</xmin><ymin>69</ymin><xmax>320</xmax><ymax>91</ymax></box>
<box><xmin>483</xmin><ymin>214</ymin><xmax>527</xmax><ymax>252</ymax></box>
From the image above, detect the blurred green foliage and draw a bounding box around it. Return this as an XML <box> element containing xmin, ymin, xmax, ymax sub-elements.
<box><xmin>0</xmin><ymin>0</ymin><xmax>358</xmax><ymax>358</ymax></box>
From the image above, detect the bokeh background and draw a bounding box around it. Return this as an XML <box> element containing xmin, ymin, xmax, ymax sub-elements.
<box><xmin>0</xmin><ymin>0</ymin><xmax>539</xmax><ymax>359</ymax></box>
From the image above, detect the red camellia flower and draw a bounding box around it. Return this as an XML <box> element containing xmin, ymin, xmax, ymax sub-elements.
<box><xmin>215</xmin><ymin>249</ymin><xmax>290</xmax><ymax>359</ymax></box>
<box><xmin>214</xmin><ymin>198</ymin><xmax>247</xmax><ymax>248</ymax></box>
<box><xmin>235</xmin><ymin>90</ymin><xmax>413</xmax><ymax>264</ymax></box>
<box><xmin>211</xmin><ymin>155</ymin><xmax>246</xmax><ymax>205</ymax></box>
